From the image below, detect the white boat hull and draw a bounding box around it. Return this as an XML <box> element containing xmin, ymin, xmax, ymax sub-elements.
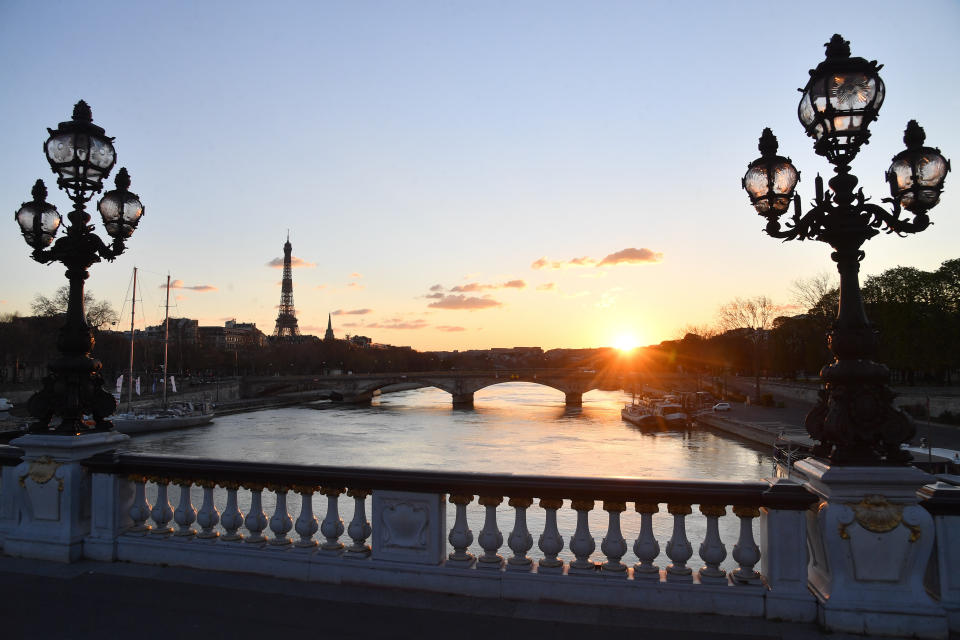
<box><xmin>111</xmin><ymin>413</ymin><xmax>214</xmax><ymax>434</ymax></box>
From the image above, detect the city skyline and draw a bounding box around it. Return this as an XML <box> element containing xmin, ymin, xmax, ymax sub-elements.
<box><xmin>1</xmin><ymin>1</ymin><xmax>957</xmax><ymax>351</ymax></box>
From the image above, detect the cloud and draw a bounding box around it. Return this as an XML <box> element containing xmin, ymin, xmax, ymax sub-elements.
<box><xmin>162</xmin><ymin>280</ymin><xmax>217</xmax><ymax>292</ymax></box>
<box><xmin>447</xmin><ymin>279</ymin><xmax>527</xmax><ymax>292</ymax></box>
<box><xmin>315</xmin><ymin>284</ymin><xmax>327</xmax><ymax>290</ymax></box>
<box><xmin>332</xmin><ymin>308</ymin><xmax>373</xmax><ymax>316</ymax></box>
<box><xmin>597</xmin><ymin>247</ymin><xmax>663</xmax><ymax>266</ymax></box>
<box><xmin>532</xmin><ymin>247</ymin><xmax>663</xmax><ymax>270</ymax></box>
<box><xmin>350</xmin><ymin>272</ymin><xmax>362</xmax><ymax>278</ymax></box>
<box><xmin>346</xmin><ymin>282</ymin><xmax>365</xmax><ymax>290</ymax></box>
<box><xmin>424</xmin><ymin>292</ymin><xmax>444</xmax><ymax>299</ymax></box>
<box><xmin>537</xmin><ymin>283</ymin><xmax>556</xmax><ymax>291</ymax></box>
<box><xmin>429</xmin><ymin>284</ymin><xmax>444</xmax><ymax>292</ymax></box>
<box><xmin>428</xmin><ymin>295</ymin><xmax>502</xmax><ymax>310</ymax></box>
<box><xmin>436</xmin><ymin>325</ymin><xmax>467</xmax><ymax>332</ymax></box>
<box><xmin>266</xmin><ymin>256</ymin><xmax>316</xmax><ymax>268</ymax></box>
<box><xmin>366</xmin><ymin>319</ymin><xmax>429</xmax><ymax>330</ymax></box>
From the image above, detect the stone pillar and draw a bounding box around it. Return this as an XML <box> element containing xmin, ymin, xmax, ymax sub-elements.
<box><xmin>793</xmin><ymin>458</ymin><xmax>947</xmax><ymax>638</ymax></box>
<box><xmin>918</xmin><ymin>481</ymin><xmax>960</xmax><ymax>635</ymax></box>
<box><xmin>760</xmin><ymin>479</ymin><xmax>817</xmax><ymax>622</ymax></box>
<box><xmin>4</xmin><ymin>432</ymin><xmax>130</xmax><ymax>563</ymax></box>
<box><xmin>564</xmin><ymin>392</ymin><xmax>582</xmax><ymax>407</ymax></box>
<box><xmin>451</xmin><ymin>393</ymin><xmax>474</xmax><ymax>408</ymax></box>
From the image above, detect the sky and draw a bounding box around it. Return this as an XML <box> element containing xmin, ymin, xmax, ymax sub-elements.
<box><xmin>1</xmin><ymin>1</ymin><xmax>958</xmax><ymax>351</ymax></box>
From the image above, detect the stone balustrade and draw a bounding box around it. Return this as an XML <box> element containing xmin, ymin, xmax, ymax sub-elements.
<box><xmin>73</xmin><ymin>450</ymin><xmax>819</xmax><ymax>619</ymax></box>
<box><xmin>4</xmin><ymin>441</ymin><xmax>960</xmax><ymax>636</ymax></box>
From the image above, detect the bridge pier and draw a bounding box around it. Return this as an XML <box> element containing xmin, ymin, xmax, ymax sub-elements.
<box><xmin>451</xmin><ymin>393</ymin><xmax>474</xmax><ymax>409</ymax></box>
<box><xmin>332</xmin><ymin>391</ymin><xmax>373</xmax><ymax>405</ymax></box>
<box><xmin>564</xmin><ymin>392</ymin><xmax>582</xmax><ymax>407</ymax></box>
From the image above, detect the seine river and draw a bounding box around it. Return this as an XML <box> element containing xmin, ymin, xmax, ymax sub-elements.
<box><xmin>122</xmin><ymin>384</ymin><xmax>776</xmax><ymax>570</ymax></box>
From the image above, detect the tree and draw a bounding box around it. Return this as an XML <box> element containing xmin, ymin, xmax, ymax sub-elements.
<box><xmin>716</xmin><ymin>295</ymin><xmax>779</xmax><ymax>401</ymax></box>
<box><xmin>31</xmin><ymin>286</ymin><xmax>119</xmax><ymax>330</ymax></box>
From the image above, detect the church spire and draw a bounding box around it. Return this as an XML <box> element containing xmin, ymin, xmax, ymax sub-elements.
<box><xmin>324</xmin><ymin>312</ymin><xmax>335</xmax><ymax>342</ymax></box>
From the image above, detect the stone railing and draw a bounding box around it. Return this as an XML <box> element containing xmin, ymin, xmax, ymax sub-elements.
<box><xmin>72</xmin><ymin>451</ymin><xmax>820</xmax><ymax>620</ymax></box>
<box><xmin>4</xmin><ymin>437</ymin><xmax>960</xmax><ymax>636</ymax></box>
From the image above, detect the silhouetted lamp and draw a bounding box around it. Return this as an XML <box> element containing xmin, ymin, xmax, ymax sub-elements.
<box><xmin>15</xmin><ymin>180</ymin><xmax>61</xmax><ymax>249</ymax></box>
<box><xmin>741</xmin><ymin>35</ymin><xmax>950</xmax><ymax>465</ymax></box>
<box><xmin>797</xmin><ymin>34</ymin><xmax>885</xmax><ymax>165</ymax></box>
<box><xmin>11</xmin><ymin>100</ymin><xmax>144</xmax><ymax>434</ymax></box>
<box><xmin>886</xmin><ymin>120</ymin><xmax>951</xmax><ymax>214</ymax></box>
<box><xmin>44</xmin><ymin>100</ymin><xmax>117</xmax><ymax>201</ymax></box>
<box><xmin>742</xmin><ymin>128</ymin><xmax>799</xmax><ymax>217</ymax></box>
<box><xmin>98</xmin><ymin>168</ymin><xmax>144</xmax><ymax>239</ymax></box>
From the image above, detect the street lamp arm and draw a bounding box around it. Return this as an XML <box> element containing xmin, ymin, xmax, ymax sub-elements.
<box><xmin>869</xmin><ymin>199</ymin><xmax>930</xmax><ymax>236</ymax></box>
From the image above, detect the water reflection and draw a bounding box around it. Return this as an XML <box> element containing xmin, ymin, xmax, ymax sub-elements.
<box><xmin>125</xmin><ymin>383</ymin><xmax>775</xmax><ymax>571</ymax></box>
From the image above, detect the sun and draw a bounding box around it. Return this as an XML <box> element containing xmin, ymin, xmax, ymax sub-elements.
<box><xmin>613</xmin><ymin>334</ymin><xmax>639</xmax><ymax>353</ymax></box>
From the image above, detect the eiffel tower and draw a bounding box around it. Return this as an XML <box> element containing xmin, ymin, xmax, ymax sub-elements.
<box><xmin>273</xmin><ymin>232</ymin><xmax>301</xmax><ymax>341</ymax></box>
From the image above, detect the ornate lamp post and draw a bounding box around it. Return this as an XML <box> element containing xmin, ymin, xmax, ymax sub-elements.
<box><xmin>743</xmin><ymin>35</ymin><xmax>950</xmax><ymax>465</ymax></box>
<box><xmin>13</xmin><ymin>101</ymin><xmax>144</xmax><ymax>435</ymax></box>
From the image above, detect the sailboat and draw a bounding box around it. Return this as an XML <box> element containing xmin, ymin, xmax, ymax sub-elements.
<box><xmin>110</xmin><ymin>270</ymin><xmax>215</xmax><ymax>434</ymax></box>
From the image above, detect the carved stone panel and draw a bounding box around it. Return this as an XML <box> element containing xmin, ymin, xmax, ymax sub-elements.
<box><xmin>372</xmin><ymin>491</ymin><xmax>445</xmax><ymax>564</ymax></box>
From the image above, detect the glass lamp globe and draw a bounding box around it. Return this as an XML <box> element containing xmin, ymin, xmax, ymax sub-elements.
<box><xmin>97</xmin><ymin>168</ymin><xmax>144</xmax><ymax>239</ymax></box>
<box><xmin>44</xmin><ymin>100</ymin><xmax>116</xmax><ymax>201</ymax></box>
<box><xmin>798</xmin><ymin>35</ymin><xmax>884</xmax><ymax>165</ymax></box>
<box><xmin>743</xmin><ymin>128</ymin><xmax>799</xmax><ymax>216</ymax></box>
<box><xmin>14</xmin><ymin>180</ymin><xmax>61</xmax><ymax>249</ymax></box>
<box><xmin>887</xmin><ymin>121</ymin><xmax>951</xmax><ymax>214</ymax></box>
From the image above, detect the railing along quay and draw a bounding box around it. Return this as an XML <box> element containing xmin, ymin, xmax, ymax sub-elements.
<box><xmin>65</xmin><ymin>451</ymin><xmax>819</xmax><ymax>620</ymax></box>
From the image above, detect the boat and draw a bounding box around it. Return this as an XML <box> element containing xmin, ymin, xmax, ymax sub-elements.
<box><xmin>112</xmin><ymin>401</ymin><xmax>214</xmax><ymax>434</ymax></box>
<box><xmin>621</xmin><ymin>399</ymin><xmax>656</xmax><ymax>426</ymax></box>
<box><xmin>110</xmin><ymin>270</ymin><xmax>214</xmax><ymax>434</ymax></box>
<box><xmin>653</xmin><ymin>401</ymin><xmax>688</xmax><ymax>426</ymax></box>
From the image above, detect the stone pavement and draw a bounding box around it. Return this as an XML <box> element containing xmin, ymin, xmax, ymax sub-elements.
<box><xmin>0</xmin><ymin>554</ymin><xmax>872</xmax><ymax>640</ymax></box>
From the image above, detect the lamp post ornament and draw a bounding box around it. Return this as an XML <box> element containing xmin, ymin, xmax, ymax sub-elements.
<box><xmin>743</xmin><ymin>35</ymin><xmax>950</xmax><ymax>465</ymax></box>
<box><xmin>13</xmin><ymin>100</ymin><xmax>144</xmax><ymax>435</ymax></box>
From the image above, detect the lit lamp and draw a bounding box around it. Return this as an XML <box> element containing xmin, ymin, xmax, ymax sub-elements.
<box><xmin>12</xmin><ymin>100</ymin><xmax>145</xmax><ymax>434</ymax></box>
<box><xmin>742</xmin><ymin>35</ymin><xmax>950</xmax><ymax>465</ymax></box>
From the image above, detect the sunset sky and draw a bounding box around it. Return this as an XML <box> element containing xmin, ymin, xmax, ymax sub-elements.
<box><xmin>1</xmin><ymin>1</ymin><xmax>958</xmax><ymax>351</ymax></box>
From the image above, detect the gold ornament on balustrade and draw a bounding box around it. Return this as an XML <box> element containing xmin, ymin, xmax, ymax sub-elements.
<box><xmin>667</xmin><ymin>503</ymin><xmax>692</xmax><ymax>516</ymax></box>
<box><xmin>449</xmin><ymin>494</ymin><xmax>474</xmax><ymax>505</ymax></box>
<box><xmin>320</xmin><ymin>486</ymin><xmax>345</xmax><ymax>497</ymax></box>
<box><xmin>508</xmin><ymin>497</ymin><xmax>534</xmax><ymax>508</ymax></box>
<box><xmin>603</xmin><ymin>501</ymin><xmax>626</xmax><ymax>512</ymax></box>
<box><xmin>838</xmin><ymin>494</ymin><xmax>921</xmax><ymax>543</ymax></box>
<box><xmin>478</xmin><ymin>495</ymin><xmax>503</xmax><ymax>507</ymax></box>
<box><xmin>570</xmin><ymin>499</ymin><xmax>594</xmax><ymax>511</ymax></box>
<box><xmin>732</xmin><ymin>506</ymin><xmax>761</xmax><ymax>519</ymax></box>
<box><xmin>634</xmin><ymin>503</ymin><xmax>659</xmax><ymax>514</ymax></box>
<box><xmin>347</xmin><ymin>488</ymin><xmax>371</xmax><ymax>499</ymax></box>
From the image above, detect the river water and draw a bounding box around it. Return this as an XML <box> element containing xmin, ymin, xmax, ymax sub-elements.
<box><xmin>122</xmin><ymin>384</ymin><xmax>777</xmax><ymax>571</ymax></box>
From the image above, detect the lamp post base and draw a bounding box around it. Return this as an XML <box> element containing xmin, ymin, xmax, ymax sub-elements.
<box><xmin>4</xmin><ymin>431</ymin><xmax>129</xmax><ymax>563</ymax></box>
<box><xmin>793</xmin><ymin>458</ymin><xmax>948</xmax><ymax>638</ymax></box>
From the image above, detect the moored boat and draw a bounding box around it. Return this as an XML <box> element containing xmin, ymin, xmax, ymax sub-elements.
<box><xmin>112</xmin><ymin>402</ymin><xmax>214</xmax><ymax>434</ymax></box>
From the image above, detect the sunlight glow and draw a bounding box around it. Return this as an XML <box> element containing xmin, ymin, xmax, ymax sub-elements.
<box><xmin>613</xmin><ymin>334</ymin><xmax>639</xmax><ymax>352</ymax></box>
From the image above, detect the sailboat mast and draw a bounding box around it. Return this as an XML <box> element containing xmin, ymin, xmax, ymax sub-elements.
<box><xmin>127</xmin><ymin>267</ymin><xmax>137</xmax><ymax>411</ymax></box>
<box><xmin>162</xmin><ymin>274</ymin><xmax>170</xmax><ymax>409</ymax></box>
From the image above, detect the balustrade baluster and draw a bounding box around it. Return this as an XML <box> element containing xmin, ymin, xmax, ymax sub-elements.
<box><xmin>568</xmin><ymin>499</ymin><xmax>597</xmax><ymax>574</ymax></box>
<box><xmin>447</xmin><ymin>494</ymin><xmax>475</xmax><ymax>567</ymax></box>
<box><xmin>600</xmin><ymin>501</ymin><xmax>627</xmax><ymax>575</ymax></box>
<box><xmin>319</xmin><ymin>486</ymin><xmax>345</xmax><ymax>552</ymax></box>
<box><xmin>506</xmin><ymin>497</ymin><xmax>533</xmax><ymax>571</ymax></box>
<box><xmin>173</xmin><ymin>480</ymin><xmax>197</xmax><ymax>537</ymax></box>
<box><xmin>293</xmin><ymin>485</ymin><xmax>319</xmax><ymax>548</ymax></box>
<box><xmin>665</xmin><ymin>503</ymin><xmax>693</xmax><ymax>582</ymax></box>
<box><xmin>345</xmin><ymin>488</ymin><xmax>371</xmax><ymax>557</ymax></box>
<box><xmin>196</xmin><ymin>480</ymin><xmax>221</xmax><ymax>539</ymax></box>
<box><xmin>698</xmin><ymin>504</ymin><xmax>728</xmax><ymax>584</ymax></box>
<box><xmin>268</xmin><ymin>485</ymin><xmax>293</xmax><ymax>546</ymax></box>
<box><xmin>149</xmin><ymin>477</ymin><xmax>174</xmax><ymax>535</ymax></box>
<box><xmin>731</xmin><ymin>506</ymin><xmax>762</xmax><ymax>585</ymax></box>
<box><xmin>243</xmin><ymin>483</ymin><xmax>268</xmax><ymax>544</ymax></box>
<box><xmin>128</xmin><ymin>475</ymin><xmax>152</xmax><ymax>534</ymax></box>
<box><xmin>537</xmin><ymin>498</ymin><xmax>564</xmax><ymax>574</ymax></box>
<box><xmin>220</xmin><ymin>482</ymin><xmax>245</xmax><ymax>541</ymax></box>
<box><xmin>476</xmin><ymin>495</ymin><xmax>504</xmax><ymax>569</ymax></box>
<box><xmin>632</xmin><ymin>503</ymin><xmax>661</xmax><ymax>580</ymax></box>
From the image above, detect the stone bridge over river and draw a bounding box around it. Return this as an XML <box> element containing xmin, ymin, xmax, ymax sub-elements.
<box><xmin>242</xmin><ymin>369</ymin><xmax>626</xmax><ymax>407</ymax></box>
